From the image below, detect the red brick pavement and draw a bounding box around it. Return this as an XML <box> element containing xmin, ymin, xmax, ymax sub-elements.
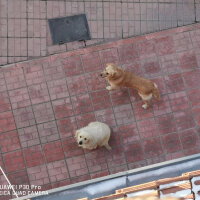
<box><xmin>0</xmin><ymin>24</ymin><xmax>200</xmax><ymax>199</ymax></box>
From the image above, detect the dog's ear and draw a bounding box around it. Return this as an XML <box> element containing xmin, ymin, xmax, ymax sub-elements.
<box><xmin>75</xmin><ymin>130</ymin><xmax>80</xmax><ymax>139</ymax></box>
<box><xmin>87</xmin><ymin>135</ymin><xmax>95</xmax><ymax>146</ymax></box>
<box><xmin>111</xmin><ymin>71</ymin><xmax>116</xmax><ymax>76</ymax></box>
<box><xmin>106</xmin><ymin>63</ymin><xmax>113</xmax><ymax>67</ymax></box>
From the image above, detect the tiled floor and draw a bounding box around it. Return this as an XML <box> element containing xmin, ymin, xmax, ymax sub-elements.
<box><xmin>0</xmin><ymin>0</ymin><xmax>200</xmax><ymax>66</ymax></box>
<box><xmin>0</xmin><ymin>23</ymin><xmax>200</xmax><ymax>199</ymax></box>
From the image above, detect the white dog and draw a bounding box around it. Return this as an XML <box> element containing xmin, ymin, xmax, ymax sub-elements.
<box><xmin>75</xmin><ymin>122</ymin><xmax>111</xmax><ymax>150</ymax></box>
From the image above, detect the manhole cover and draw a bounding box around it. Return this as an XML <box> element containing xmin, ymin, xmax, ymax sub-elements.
<box><xmin>48</xmin><ymin>14</ymin><xmax>91</xmax><ymax>45</ymax></box>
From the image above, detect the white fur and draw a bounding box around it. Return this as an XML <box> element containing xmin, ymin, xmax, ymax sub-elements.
<box><xmin>138</xmin><ymin>93</ymin><xmax>153</xmax><ymax>101</ymax></box>
<box><xmin>142</xmin><ymin>104</ymin><xmax>148</xmax><ymax>109</ymax></box>
<box><xmin>154</xmin><ymin>83</ymin><xmax>158</xmax><ymax>88</ymax></box>
<box><xmin>75</xmin><ymin>122</ymin><xmax>111</xmax><ymax>150</ymax></box>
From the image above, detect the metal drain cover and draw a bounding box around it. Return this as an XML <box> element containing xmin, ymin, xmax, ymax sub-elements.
<box><xmin>48</xmin><ymin>14</ymin><xmax>91</xmax><ymax>45</ymax></box>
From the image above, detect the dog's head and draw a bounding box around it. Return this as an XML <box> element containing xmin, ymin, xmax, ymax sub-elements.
<box><xmin>100</xmin><ymin>63</ymin><xmax>122</xmax><ymax>79</ymax></box>
<box><xmin>75</xmin><ymin>130</ymin><xmax>92</xmax><ymax>147</ymax></box>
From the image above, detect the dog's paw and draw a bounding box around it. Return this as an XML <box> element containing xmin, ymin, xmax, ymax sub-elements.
<box><xmin>142</xmin><ymin>104</ymin><xmax>148</xmax><ymax>109</ymax></box>
<box><xmin>105</xmin><ymin>144</ymin><xmax>112</xmax><ymax>151</ymax></box>
<box><xmin>106</xmin><ymin>86</ymin><xmax>112</xmax><ymax>90</ymax></box>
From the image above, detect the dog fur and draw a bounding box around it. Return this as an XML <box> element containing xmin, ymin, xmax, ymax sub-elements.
<box><xmin>75</xmin><ymin>121</ymin><xmax>111</xmax><ymax>150</ymax></box>
<box><xmin>100</xmin><ymin>63</ymin><xmax>160</xmax><ymax>109</ymax></box>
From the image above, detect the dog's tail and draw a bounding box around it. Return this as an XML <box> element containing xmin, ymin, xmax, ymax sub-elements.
<box><xmin>152</xmin><ymin>83</ymin><xmax>160</xmax><ymax>101</ymax></box>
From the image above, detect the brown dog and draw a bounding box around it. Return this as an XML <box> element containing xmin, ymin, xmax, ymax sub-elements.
<box><xmin>100</xmin><ymin>63</ymin><xmax>160</xmax><ymax>109</ymax></box>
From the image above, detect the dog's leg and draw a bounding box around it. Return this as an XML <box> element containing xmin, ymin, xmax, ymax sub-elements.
<box><xmin>142</xmin><ymin>100</ymin><xmax>150</xmax><ymax>109</ymax></box>
<box><xmin>139</xmin><ymin>92</ymin><xmax>152</xmax><ymax>109</ymax></box>
<box><xmin>104</xmin><ymin>143</ymin><xmax>112</xmax><ymax>150</ymax></box>
<box><xmin>87</xmin><ymin>145</ymin><xmax>97</xmax><ymax>150</ymax></box>
<box><xmin>106</xmin><ymin>85</ymin><xmax>118</xmax><ymax>91</ymax></box>
<box><xmin>152</xmin><ymin>83</ymin><xmax>160</xmax><ymax>101</ymax></box>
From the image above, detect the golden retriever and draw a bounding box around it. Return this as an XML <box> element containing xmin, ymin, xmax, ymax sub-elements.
<box><xmin>75</xmin><ymin>122</ymin><xmax>111</xmax><ymax>150</ymax></box>
<box><xmin>100</xmin><ymin>63</ymin><xmax>160</xmax><ymax>109</ymax></box>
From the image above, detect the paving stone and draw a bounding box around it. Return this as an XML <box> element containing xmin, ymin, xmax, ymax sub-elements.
<box><xmin>43</xmin><ymin>59</ymin><xmax>65</xmax><ymax>81</ymax></box>
<box><xmin>18</xmin><ymin>125</ymin><xmax>40</xmax><ymax>148</ymax></box>
<box><xmin>9</xmin><ymin>88</ymin><xmax>31</xmax><ymax>109</ymax></box>
<box><xmin>159</xmin><ymin>54</ymin><xmax>181</xmax><ymax>74</ymax></box>
<box><xmin>85</xmin><ymin>70</ymin><xmax>107</xmax><ymax>92</ymax></box>
<box><xmin>66</xmin><ymin>155</ymin><xmax>89</xmax><ymax>178</ymax></box>
<box><xmin>51</xmin><ymin>179</ymin><xmax>70</xmax><ymax>189</ymax></box>
<box><xmin>43</xmin><ymin>140</ymin><xmax>65</xmax><ymax>163</ymax></box>
<box><xmin>81</xmin><ymin>52</ymin><xmax>102</xmax><ymax>73</ymax></box>
<box><xmin>0</xmin><ymin>130</ymin><xmax>21</xmax><ymax>153</ymax></box>
<box><xmin>71</xmin><ymin>94</ymin><xmax>93</xmax><ymax>115</ymax></box>
<box><xmin>28</xmin><ymin>83</ymin><xmax>50</xmax><ymax>105</ymax></box>
<box><xmin>62</xmin><ymin>137</ymin><xmax>84</xmax><ymax>158</ymax></box>
<box><xmin>106</xmin><ymin>146</ymin><xmax>126</xmax><ymax>171</ymax></box>
<box><xmin>47</xmin><ymin>79</ymin><xmax>69</xmax><ymax>100</ymax></box>
<box><xmin>67</xmin><ymin>74</ymin><xmax>88</xmax><ymax>96</ymax></box>
<box><xmin>141</xmin><ymin>56</ymin><xmax>161</xmax><ymax>77</ymax></box>
<box><xmin>137</xmin><ymin>118</ymin><xmax>160</xmax><ymax>139</ymax></box>
<box><xmin>33</xmin><ymin>102</ymin><xmax>55</xmax><ymax>124</ymax></box>
<box><xmin>155</xmin><ymin>36</ymin><xmax>174</xmax><ymax>56</ymax></box>
<box><xmin>90</xmin><ymin>170</ymin><xmax>109</xmax><ymax>180</ymax></box>
<box><xmin>3</xmin><ymin>150</ymin><xmax>25</xmax><ymax>173</ymax></box>
<box><xmin>37</xmin><ymin>121</ymin><xmax>60</xmax><ymax>144</ymax></box>
<box><xmin>188</xmin><ymin>87</ymin><xmax>200</xmax><ymax>108</ymax></box>
<box><xmin>178</xmin><ymin>50</ymin><xmax>198</xmax><ymax>71</ymax></box>
<box><xmin>46</xmin><ymin>160</ymin><xmax>69</xmax><ymax>183</ymax></box>
<box><xmin>169</xmin><ymin>91</ymin><xmax>190</xmax><ymax>112</ymax></box>
<box><xmin>95</xmin><ymin>108</ymin><xmax>116</xmax><ymax>127</ymax></box>
<box><xmin>179</xmin><ymin>128</ymin><xmax>200</xmax><ymax>150</ymax></box>
<box><xmin>110</xmin><ymin>88</ymin><xmax>131</xmax><ymax>107</ymax></box>
<box><xmin>57</xmin><ymin>116</ymin><xmax>77</xmax><ymax>138</ymax></box>
<box><xmin>124</xmin><ymin>141</ymin><xmax>145</xmax><ymax>163</ymax></box>
<box><xmin>183</xmin><ymin>69</ymin><xmax>200</xmax><ymax>89</ymax></box>
<box><xmin>152</xmin><ymin>95</ymin><xmax>171</xmax><ymax>116</ymax></box>
<box><xmin>4</xmin><ymin>65</ymin><xmax>26</xmax><ymax>90</ymax></box>
<box><xmin>118</xmin><ymin>123</ymin><xmax>139</xmax><ymax>145</ymax></box>
<box><xmin>24</xmin><ymin>62</ymin><xmax>45</xmax><ymax>86</ymax></box>
<box><xmin>192</xmin><ymin>106</ymin><xmax>200</xmax><ymax>126</ymax></box>
<box><xmin>118</xmin><ymin>43</ymin><xmax>139</xmax><ymax>65</ymax></box>
<box><xmin>99</xmin><ymin>48</ymin><xmax>120</xmax><ymax>65</ymax></box>
<box><xmin>137</xmin><ymin>40</ymin><xmax>156</xmax><ymax>58</ymax></box>
<box><xmin>143</xmin><ymin>137</ymin><xmax>163</xmax><ymax>159</ymax></box>
<box><xmin>161</xmin><ymin>133</ymin><xmax>181</xmax><ymax>154</ymax></box>
<box><xmin>62</xmin><ymin>55</ymin><xmax>83</xmax><ymax>77</ymax></box>
<box><xmin>0</xmin><ymin>91</ymin><xmax>11</xmax><ymax>112</ymax></box>
<box><xmin>23</xmin><ymin>145</ymin><xmax>45</xmax><ymax>168</ymax></box>
<box><xmin>70</xmin><ymin>174</ymin><xmax>90</xmax><ymax>184</ymax></box>
<box><xmin>174</xmin><ymin>109</ymin><xmax>195</xmax><ymax>131</ymax></box>
<box><xmin>76</xmin><ymin>112</ymin><xmax>96</xmax><ymax>128</ymax></box>
<box><xmin>27</xmin><ymin>165</ymin><xmax>50</xmax><ymax>186</ymax></box>
<box><xmin>7</xmin><ymin>170</ymin><xmax>29</xmax><ymax>191</ymax></box>
<box><xmin>52</xmin><ymin>97</ymin><xmax>74</xmax><ymax>119</ymax></box>
<box><xmin>122</xmin><ymin>61</ymin><xmax>143</xmax><ymax>76</ymax></box>
<box><xmin>113</xmin><ymin>104</ymin><xmax>135</xmax><ymax>125</ymax></box>
<box><xmin>156</xmin><ymin>113</ymin><xmax>177</xmax><ymax>135</ymax></box>
<box><xmin>90</xmin><ymin>89</ymin><xmax>112</xmax><ymax>111</ymax></box>
<box><xmin>0</xmin><ymin>111</ymin><xmax>16</xmax><ymax>133</ymax></box>
<box><xmin>165</xmin><ymin>73</ymin><xmax>185</xmax><ymax>93</ymax></box>
<box><xmin>85</xmin><ymin>149</ymin><xmax>108</xmax><ymax>173</ymax></box>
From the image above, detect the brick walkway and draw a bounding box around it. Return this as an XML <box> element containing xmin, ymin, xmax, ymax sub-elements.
<box><xmin>0</xmin><ymin>0</ymin><xmax>200</xmax><ymax>66</ymax></box>
<box><xmin>0</xmin><ymin>23</ymin><xmax>200</xmax><ymax>199</ymax></box>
